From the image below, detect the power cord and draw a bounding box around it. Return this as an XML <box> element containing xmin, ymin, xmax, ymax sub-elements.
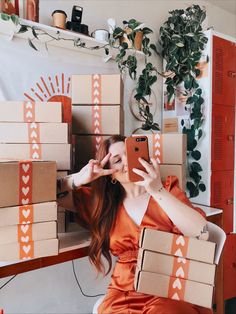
<box><xmin>0</xmin><ymin>274</ymin><xmax>17</xmax><ymax>290</ymax></box>
<box><xmin>72</xmin><ymin>260</ymin><xmax>105</xmax><ymax>298</ymax></box>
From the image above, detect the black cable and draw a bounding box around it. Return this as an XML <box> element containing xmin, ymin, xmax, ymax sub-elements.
<box><xmin>72</xmin><ymin>260</ymin><xmax>105</xmax><ymax>298</ymax></box>
<box><xmin>0</xmin><ymin>274</ymin><xmax>17</xmax><ymax>290</ymax></box>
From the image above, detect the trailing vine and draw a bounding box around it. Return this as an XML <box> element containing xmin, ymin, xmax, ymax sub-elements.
<box><xmin>159</xmin><ymin>5</ymin><xmax>208</xmax><ymax>198</ymax></box>
<box><xmin>0</xmin><ymin>13</ymin><xmax>160</xmax><ymax>131</ymax></box>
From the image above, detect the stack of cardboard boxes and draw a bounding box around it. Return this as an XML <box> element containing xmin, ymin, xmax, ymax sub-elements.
<box><xmin>71</xmin><ymin>74</ymin><xmax>124</xmax><ymax>171</ymax></box>
<box><xmin>0</xmin><ymin>160</ymin><xmax>58</xmax><ymax>260</ymax></box>
<box><xmin>135</xmin><ymin>228</ymin><xmax>217</xmax><ymax>308</ymax></box>
<box><xmin>0</xmin><ymin>100</ymin><xmax>72</xmax><ymax>259</ymax></box>
<box><xmin>135</xmin><ymin>133</ymin><xmax>187</xmax><ymax>189</ymax></box>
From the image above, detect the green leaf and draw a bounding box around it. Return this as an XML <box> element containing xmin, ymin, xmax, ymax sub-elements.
<box><xmin>191</xmin><ymin>150</ymin><xmax>201</xmax><ymax>160</ymax></box>
<box><xmin>198</xmin><ymin>129</ymin><xmax>203</xmax><ymax>139</ymax></box>
<box><xmin>10</xmin><ymin>14</ymin><xmax>19</xmax><ymax>25</ymax></box>
<box><xmin>191</xmin><ymin>162</ymin><xmax>203</xmax><ymax>172</ymax></box>
<box><xmin>0</xmin><ymin>13</ymin><xmax>10</xmax><ymax>21</ymax></box>
<box><xmin>17</xmin><ymin>25</ymin><xmax>28</xmax><ymax>33</ymax></box>
<box><xmin>199</xmin><ymin>183</ymin><xmax>206</xmax><ymax>192</ymax></box>
<box><xmin>186</xmin><ymin>181</ymin><xmax>196</xmax><ymax>198</ymax></box>
<box><xmin>28</xmin><ymin>38</ymin><xmax>38</xmax><ymax>51</ymax></box>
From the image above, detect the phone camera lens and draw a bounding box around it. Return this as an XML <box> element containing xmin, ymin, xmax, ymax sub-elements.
<box><xmin>135</xmin><ymin>147</ymin><xmax>139</xmax><ymax>152</ymax></box>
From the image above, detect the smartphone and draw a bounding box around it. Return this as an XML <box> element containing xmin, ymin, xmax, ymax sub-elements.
<box><xmin>125</xmin><ymin>136</ymin><xmax>150</xmax><ymax>182</ymax></box>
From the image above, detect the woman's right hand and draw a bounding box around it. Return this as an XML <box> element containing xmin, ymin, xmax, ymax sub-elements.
<box><xmin>72</xmin><ymin>153</ymin><xmax>116</xmax><ymax>187</ymax></box>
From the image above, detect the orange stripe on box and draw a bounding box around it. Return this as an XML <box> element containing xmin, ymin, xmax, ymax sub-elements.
<box><xmin>152</xmin><ymin>133</ymin><xmax>163</xmax><ymax>163</ymax></box>
<box><xmin>171</xmin><ymin>234</ymin><xmax>189</xmax><ymax>258</ymax></box>
<box><xmin>23</xmin><ymin>101</ymin><xmax>35</xmax><ymax>122</ymax></box>
<box><xmin>27</xmin><ymin>122</ymin><xmax>41</xmax><ymax>144</ymax></box>
<box><xmin>19</xmin><ymin>205</ymin><xmax>34</xmax><ymax>224</ymax></box>
<box><xmin>19</xmin><ymin>242</ymin><xmax>34</xmax><ymax>260</ymax></box>
<box><xmin>168</xmin><ymin>276</ymin><xmax>186</xmax><ymax>301</ymax></box>
<box><xmin>171</xmin><ymin>256</ymin><xmax>190</xmax><ymax>279</ymax></box>
<box><xmin>92</xmin><ymin>74</ymin><xmax>102</xmax><ymax>135</ymax></box>
<box><xmin>17</xmin><ymin>223</ymin><xmax>33</xmax><ymax>243</ymax></box>
<box><xmin>19</xmin><ymin>161</ymin><xmax>33</xmax><ymax>205</ymax></box>
<box><xmin>30</xmin><ymin>142</ymin><xmax>42</xmax><ymax>159</ymax></box>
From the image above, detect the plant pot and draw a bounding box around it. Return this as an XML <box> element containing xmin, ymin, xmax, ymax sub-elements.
<box><xmin>134</xmin><ymin>31</ymin><xmax>143</xmax><ymax>51</ymax></box>
<box><xmin>119</xmin><ymin>34</ymin><xmax>132</xmax><ymax>48</ymax></box>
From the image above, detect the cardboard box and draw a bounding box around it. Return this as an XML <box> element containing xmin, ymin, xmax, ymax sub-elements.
<box><xmin>134</xmin><ymin>270</ymin><xmax>213</xmax><ymax>308</ymax></box>
<box><xmin>0</xmin><ymin>221</ymin><xmax>57</xmax><ymax>245</ymax></box>
<box><xmin>0</xmin><ymin>160</ymin><xmax>57</xmax><ymax>208</ymax></box>
<box><xmin>0</xmin><ymin>143</ymin><xmax>71</xmax><ymax>170</ymax></box>
<box><xmin>0</xmin><ymin>101</ymin><xmax>62</xmax><ymax>122</ymax></box>
<box><xmin>0</xmin><ymin>122</ymin><xmax>68</xmax><ymax>143</ymax></box>
<box><xmin>137</xmin><ymin>249</ymin><xmax>216</xmax><ymax>285</ymax></box>
<box><xmin>72</xmin><ymin>74</ymin><xmax>123</xmax><ymax>104</ymax></box>
<box><xmin>72</xmin><ymin>105</ymin><xmax>123</xmax><ymax>135</ymax></box>
<box><xmin>163</xmin><ymin>118</ymin><xmax>179</xmax><ymax>133</ymax></box>
<box><xmin>72</xmin><ymin>135</ymin><xmax>110</xmax><ymax>166</ymax></box>
<box><xmin>159</xmin><ymin>164</ymin><xmax>186</xmax><ymax>190</ymax></box>
<box><xmin>57</xmin><ymin>210</ymin><xmax>66</xmax><ymax>233</ymax></box>
<box><xmin>57</xmin><ymin>171</ymin><xmax>69</xmax><ymax>179</ymax></box>
<box><xmin>139</xmin><ymin>229</ymin><xmax>216</xmax><ymax>264</ymax></box>
<box><xmin>0</xmin><ymin>238</ymin><xmax>59</xmax><ymax>260</ymax></box>
<box><xmin>0</xmin><ymin>201</ymin><xmax>57</xmax><ymax>227</ymax></box>
<box><xmin>133</xmin><ymin>133</ymin><xmax>186</xmax><ymax>164</ymax></box>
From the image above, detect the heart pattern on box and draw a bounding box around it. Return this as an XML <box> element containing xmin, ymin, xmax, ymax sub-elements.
<box><xmin>19</xmin><ymin>161</ymin><xmax>32</xmax><ymax>206</ymax></box>
<box><xmin>92</xmin><ymin>74</ymin><xmax>102</xmax><ymax>139</ymax></box>
<box><xmin>19</xmin><ymin>204</ymin><xmax>34</xmax><ymax>224</ymax></box>
<box><xmin>152</xmin><ymin>133</ymin><xmax>163</xmax><ymax>164</ymax></box>
<box><xmin>23</xmin><ymin>101</ymin><xmax>35</xmax><ymax>122</ymax></box>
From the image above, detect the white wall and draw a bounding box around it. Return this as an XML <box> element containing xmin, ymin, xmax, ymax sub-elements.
<box><xmin>0</xmin><ymin>1</ymin><xmax>235</xmax><ymax>314</ymax></box>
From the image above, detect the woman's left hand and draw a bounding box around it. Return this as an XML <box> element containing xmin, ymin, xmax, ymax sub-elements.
<box><xmin>132</xmin><ymin>157</ymin><xmax>163</xmax><ymax>195</ymax></box>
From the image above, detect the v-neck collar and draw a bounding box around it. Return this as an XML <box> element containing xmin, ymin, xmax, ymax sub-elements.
<box><xmin>121</xmin><ymin>194</ymin><xmax>152</xmax><ymax>229</ymax></box>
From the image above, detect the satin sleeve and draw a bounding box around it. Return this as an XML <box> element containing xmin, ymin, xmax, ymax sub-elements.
<box><xmin>164</xmin><ymin>176</ymin><xmax>206</xmax><ymax>234</ymax></box>
<box><xmin>72</xmin><ymin>186</ymin><xmax>93</xmax><ymax>230</ymax></box>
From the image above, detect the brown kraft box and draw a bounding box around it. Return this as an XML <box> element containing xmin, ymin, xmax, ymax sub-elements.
<box><xmin>159</xmin><ymin>164</ymin><xmax>186</xmax><ymax>190</ymax></box>
<box><xmin>134</xmin><ymin>269</ymin><xmax>213</xmax><ymax>308</ymax></box>
<box><xmin>72</xmin><ymin>105</ymin><xmax>124</xmax><ymax>135</ymax></box>
<box><xmin>137</xmin><ymin>248</ymin><xmax>216</xmax><ymax>285</ymax></box>
<box><xmin>133</xmin><ymin>133</ymin><xmax>186</xmax><ymax>164</ymax></box>
<box><xmin>0</xmin><ymin>221</ymin><xmax>57</xmax><ymax>245</ymax></box>
<box><xmin>139</xmin><ymin>228</ymin><xmax>216</xmax><ymax>264</ymax></box>
<box><xmin>0</xmin><ymin>201</ymin><xmax>57</xmax><ymax>227</ymax></box>
<box><xmin>0</xmin><ymin>101</ymin><xmax>62</xmax><ymax>122</ymax></box>
<box><xmin>0</xmin><ymin>160</ymin><xmax>57</xmax><ymax>208</ymax></box>
<box><xmin>0</xmin><ymin>238</ymin><xmax>59</xmax><ymax>261</ymax></box>
<box><xmin>0</xmin><ymin>122</ymin><xmax>68</xmax><ymax>143</ymax></box>
<box><xmin>72</xmin><ymin>74</ymin><xmax>123</xmax><ymax>105</ymax></box>
<box><xmin>0</xmin><ymin>143</ymin><xmax>71</xmax><ymax>170</ymax></box>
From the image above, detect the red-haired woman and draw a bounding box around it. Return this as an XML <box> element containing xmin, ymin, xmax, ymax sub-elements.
<box><xmin>57</xmin><ymin>135</ymin><xmax>212</xmax><ymax>314</ymax></box>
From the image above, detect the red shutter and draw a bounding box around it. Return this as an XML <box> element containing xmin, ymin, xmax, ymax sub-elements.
<box><xmin>223</xmin><ymin>234</ymin><xmax>236</xmax><ymax>300</ymax></box>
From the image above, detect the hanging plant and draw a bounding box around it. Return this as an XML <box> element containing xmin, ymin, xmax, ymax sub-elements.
<box><xmin>159</xmin><ymin>5</ymin><xmax>208</xmax><ymax>198</ymax></box>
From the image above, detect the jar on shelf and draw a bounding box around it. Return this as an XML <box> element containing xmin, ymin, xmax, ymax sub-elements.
<box><xmin>26</xmin><ymin>0</ymin><xmax>39</xmax><ymax>22</ymax></box>
<box><xmin>52</xmin><ymin>10</ymin><xmax>67</xmax><ymax>29</ymax></box>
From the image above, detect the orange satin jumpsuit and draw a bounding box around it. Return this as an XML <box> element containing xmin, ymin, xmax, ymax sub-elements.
<box><xmin>74</xmin><ymin>176</ymin><xmax>213</xmax><ymax>314</ymax></box>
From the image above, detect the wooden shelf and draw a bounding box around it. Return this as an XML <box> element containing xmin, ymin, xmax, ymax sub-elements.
<box><xmin>0</xmin><ymin>17</ymin><xmax>144</xmax><ymax>59</ymax></box>
<box><xmin>0</xmin><ymin>227</ymin><xmax>91</xmax><ymax>278</ymax></box>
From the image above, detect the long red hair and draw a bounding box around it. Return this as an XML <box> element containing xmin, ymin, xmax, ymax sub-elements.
<box><xmin>89</xmin><ymin>135</ymin><xmax>126</xmax><ymax>275</ymax></box>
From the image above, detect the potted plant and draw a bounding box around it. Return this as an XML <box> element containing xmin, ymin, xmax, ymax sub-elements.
<box><xmin>159</xmin><ymin>5</ymin><xmax>208</xmax><ymax>197</ymax></box>
<box><xmin>110</xmin><ymin>19</ymin><xmax>161</xmax><ymax>132</ymax></box>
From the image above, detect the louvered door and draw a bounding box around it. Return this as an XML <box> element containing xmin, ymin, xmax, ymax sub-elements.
<box><xmin>223</xmin><ymin>234</ymin><xmax>236</xmax><ymax>300</ymax></box>
<box><xmin>211</xmin><ymin>104</ymin><xmax>235</xmax><ymax>170</ymax></box>
<box><xmin>211</xmin><ymin>170</ymin><xmax>234</xmax><ymax>233</ymax></box>
<box><xmin>213</xmin><ymin>36</ymin><xmax>236</xmax><ymax>107</ymax></box>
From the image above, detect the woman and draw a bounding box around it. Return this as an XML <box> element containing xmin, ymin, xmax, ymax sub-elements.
<box><xmin>57</xmin><ymin>135</ymin><xmax>211</xmax><ymax>314</ymax></box>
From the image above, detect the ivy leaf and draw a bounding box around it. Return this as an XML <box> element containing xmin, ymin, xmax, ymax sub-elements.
<box><xmin>28</xmin><ymin>38</ymin><xmax>38</xmax><ymax>51</ymax></box>
<box><xmin>198</xmin><ymin>129</ymin><xmax>203</xmax><ymax>139</ymax></box>
<box><xmin>0</xmin><ymin>13</ymin><xmax>10</xmax><ymax>21</ymax></box>
<box><xmin>199</xmin><ymin>183</ymin><xmax>206</xmax><ymax>192</ymax></box>
<box><xmin>10</xmin><ymin>14</ymin><xmax>19</xmax><ymax>25</ymax></box>
<box><xmin>17</xmin><ymin>25</ymin><xmax>28</xmax><ymax>33</ymax></box>
<box><xmin>191</xmin><ymin>150</ymin><xmax>201</xmax><ymax>160</ymax></box>
<box><xmin>186</xmin><ymin>181</ymin><xmax>196</xmax><ymax>198</ymax></box>
<box><xmin>191</xmin><ymin>162</ymin><xmax>203</xmax><ymax>172</ymax></box>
